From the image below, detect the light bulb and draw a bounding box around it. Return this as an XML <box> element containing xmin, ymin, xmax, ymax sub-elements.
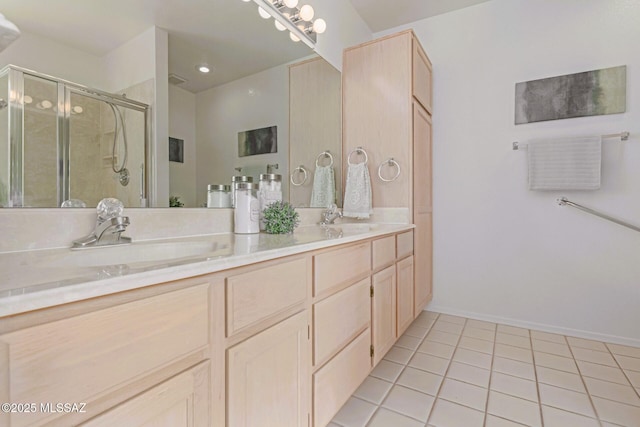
<box><xmin>38</xmin><ymin>100</ymin><xmax>52</xmax><ymax>109</ymax></box>
<box><xmin>198</xmin><ymin>65</ymin><xmax>210</xmax><ymax>73</ymax></box>
<box><xmin>289</xmin><ymin>32</ymin><xmax>300</xmax><ymax>42</ymax></box>
<box><xmin>258</xmin><ymin>6</ymin><xmax>271</xmax><ymax>19</ymax></box>
<box><xmin>274</xmin><ymin>20</ymin><xmax>286</xmax><ymax>31</ymax></box>
<box><xmin>312</xmin><ymin>18</ymin><xmax>326</xmax><ymax>34</ymax></box>
<box><xmin>299</xmin><ymin>4</ymin><xmax>314</xmax><ymax>21</ymax></box>
<box><xmin>284</xmin><ymin>0</ymin><xmax>298</xmax><ymax>7</ymax></box>
<box><xmin>23</xmin><ymin>95</ymin><xmax>32</xmax><ymax>104</ymax></box>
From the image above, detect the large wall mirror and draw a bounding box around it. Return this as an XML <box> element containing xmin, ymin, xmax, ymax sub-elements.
<box><xmin>0</xmin><ymin>0</ymin><xmax>342</xmax><ymax>209</ymax></box>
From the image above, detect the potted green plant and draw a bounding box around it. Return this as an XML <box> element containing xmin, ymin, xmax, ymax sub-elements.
<box><xmin>262</xmin><ymin>201</ymin><xmax>300</xmax><ymax>234</ymax></box>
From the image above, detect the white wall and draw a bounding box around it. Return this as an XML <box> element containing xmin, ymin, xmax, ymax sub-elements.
<box><xmin>169</xmin><ymin>85</ymin><xmax>197</xmax><ymax>207</ymax></box>
<box><xmin>377</xmin><ymin>0</ymin><xmax>640</xmax><ymax>345</ymax></box>
<box><xmin>103</xmin><ymin>26</ymin><xmax>169</xmax><ymax>207</ymax></box>
<box><xmin>0</xmin><ymin>31</ymin><xmax>105</xmax><ymax>89</ymax></box>
<box><xmin>195</xmin><ymin>63</ymin><xmax>290</xmax><ymax>206</ymax></box>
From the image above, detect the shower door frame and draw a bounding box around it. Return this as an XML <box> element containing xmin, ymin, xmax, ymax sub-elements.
<box><xmin>4</xmin><ymin>65</ymin><xmax>151</xmax><ymax>207</ymax></box>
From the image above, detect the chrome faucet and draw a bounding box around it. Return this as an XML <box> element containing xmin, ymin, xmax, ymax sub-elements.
<box><xmin>72</xmin><ymin>198</ymin><xmax>132</xmax><ymax>248</ymax></box>
<box><xmin>320</xmin><ymin>203</ymin><xmax>343</xmax><ymax>226</ymax></box>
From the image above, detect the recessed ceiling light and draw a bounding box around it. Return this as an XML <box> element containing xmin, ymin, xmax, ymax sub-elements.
<box><xmin>197</xmin><ymin>65</ymin><xmax>211</xmax><ymax>73</ymax></box>
<box><xmin>23</xmin><ymin>95</ymin><xmax>32</xmax><ymax>104</ymax></box>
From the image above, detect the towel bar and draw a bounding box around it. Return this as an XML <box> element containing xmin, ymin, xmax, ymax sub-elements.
<box><xmin>513</xmin><ymin>131</ymin><xmax>629</xmax><ymax>150</ymax></box>
<box><xmin>315</xmin><ymin>151</ymin><xmax>334</xmax><ymax>168</ymax></box>
<box><xmin>377</xmin><ymin>158</ymin><xmax>401</xmax><ymax>182</ymax></box>
<box><xmin>557</xmin><ymin>197</ymin><xmax>640</xmax><ymax>233</ymax></box>
<box><xmin>347</xmin><ymin>147</ymin><xmax>369</xmax><ymax>165</ymax></box>
<box><xmin>290</xmin><ymin>165</ymin><xmax>308</xmax><ymax>186</ymax></box>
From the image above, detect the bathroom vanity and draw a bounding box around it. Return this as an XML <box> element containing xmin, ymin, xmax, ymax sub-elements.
<box><xmin>0</xmin><ymin>224</ymin><xmax>418</xmax><ymax>427</ymax></box>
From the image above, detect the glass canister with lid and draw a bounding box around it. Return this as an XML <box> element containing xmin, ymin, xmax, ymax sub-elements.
<box><xmin>234</xmin><ymin>182</ymin><xmax>260</xmax><ymax>234</ymax></box>
<box><xmin>207</xmin><ymin>184</ymin><xmax>231</xmax><ymax>208</ymax></box>
<box><xmin>231</xmin><ymin>175</ymin><xmax>253</xmax><ymax>208</ymax></box>
<box><xmin>258</xmin><ymin>174</ymin><xmax>282</xmax><ymax>230</ymax></box>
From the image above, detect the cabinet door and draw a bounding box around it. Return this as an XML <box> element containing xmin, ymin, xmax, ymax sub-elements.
<box><xmin>372</xmin><ymin>265</ymin><xmax>396</xmax><ymax>366</ymax></box>
<box><xmin>81</xmin><ymin>362</ymin><xmax>209</xmax><ymax>427</ymax></box>
<box><xmin>227</xmin><ymin>311</ymin><xmax>309</xmax><ymax>427</ymax></box>
<box><xmin>413</xmin><ymin>101</ymin><xmax>433</xmax><ymax>315</ymax></box>
<box><xmin>397</xmin><ymin>256</ymin><xmax>415</xmax><ymax>337</ymax></box>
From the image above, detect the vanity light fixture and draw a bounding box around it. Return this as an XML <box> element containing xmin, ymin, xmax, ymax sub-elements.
<box><xmin>249</xmin><ymin>0</ymin><xmax>326</xmax><ymax>48</ymax></box>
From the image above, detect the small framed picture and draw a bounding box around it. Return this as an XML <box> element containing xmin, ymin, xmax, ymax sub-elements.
<box><xmin>238</xmin><ymin>126</ymin><xmax>277</xmax><ymax>157</ymax></box>
<box><xmin>169</xmin><ymin>137</ymin><xmax>184</xmax><ymax>163</ymax></box>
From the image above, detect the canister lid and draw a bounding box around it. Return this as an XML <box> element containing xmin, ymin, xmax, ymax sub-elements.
<box><xmin>235</xmin><ymin>182</ymin><xmax>255</xmax><ymax>190</ymax></box>
<box><xmin>231</xmin><ymin>175</ymin><xmax>253</xmax><ymax>182</ymax></box>
<box><xmin>208</xmin><ymin>184</ymin><xmax>230</xmax><ymax>192</ymax></box>
<box><xmin>259</xmin><ymin>173</ymin><xmax>282</xmax><ymax>182</ymax></box>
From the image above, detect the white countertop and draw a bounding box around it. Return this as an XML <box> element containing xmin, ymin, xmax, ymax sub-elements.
<box><xmin>0</xmin><ymin>223</ymin><xmax>413</xmax><ymax>317</ymax></box>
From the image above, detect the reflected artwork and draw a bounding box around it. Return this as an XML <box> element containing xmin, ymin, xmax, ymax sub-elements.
<box><xmin>238</xmin><ymin>126</ymin><xmax>277</xmax><ymax>157</ymax></box>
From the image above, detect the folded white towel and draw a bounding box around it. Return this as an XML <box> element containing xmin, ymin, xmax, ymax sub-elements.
<box><xmin>528</xmin><ymin>136</ymin><xmax>602</xmax><ymax>190</ymax></box>
<box><xmin>310</xmin><ymin>165</ymin><xmax>336</xmax><ymax>208</ymax></box>
<box><xmin>343</xmin><ymin>162</ymin><xmax>372</xmax><ymax>218</ymax></box>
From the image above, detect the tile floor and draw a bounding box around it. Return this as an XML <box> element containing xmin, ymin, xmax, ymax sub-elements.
<box><xmin>328</xmin><ymin>311</ymin><xmax>640</xmax><ymax>427</ymax></box>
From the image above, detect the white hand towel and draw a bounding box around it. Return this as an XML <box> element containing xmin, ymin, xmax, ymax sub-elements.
<box><xmin>343</xmin><ymin>162</ymin><xmax>372</xmax><ymax>218</ymax></box>
<box><xmin>310</xmin><ymin>165</ymin><xmax>336</xmax><ymax>208</ymax></box>
<box><xmin>528</xmin><ymin>136</ymin><xmax>602</xmax><ymax>190</ymax></box>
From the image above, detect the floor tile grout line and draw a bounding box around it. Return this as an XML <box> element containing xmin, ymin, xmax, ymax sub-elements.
<box><xmin>424</xmin><ymin>316</ymin><xmax>468</xmax><ymax>427</ymax></box>
<box><xmin>482</xmin><ymin>319</ymin><xmax>498</xmax><ymax>427</ymax></box>
<box><xmin>365</xmin><ymin>313</ymin><xmax>439</xmax><ymax>426</ymax></box>
<box><xmin>525</xmin><ymin>326</ymin><xmax>545</xmax><ymax>427</ymax></box>
<box><xmin>604</xmin><ymin>340</ymin><xmax>640</xmax><ymax>401</ymax></box>
<box><xmin>564</xmin><ymin>333</ymin><xmax>604</xmax><ymax>427</ymax></box>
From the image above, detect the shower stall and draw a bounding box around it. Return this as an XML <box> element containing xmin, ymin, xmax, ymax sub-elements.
<box><xmin>0</xmin><ymin>65</ymin><xmax>151</xmax><ymax>208</ymax></box>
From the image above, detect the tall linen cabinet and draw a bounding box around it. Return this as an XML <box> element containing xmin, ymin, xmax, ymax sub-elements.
<box><xmin>343</xmin><ymin>30</ymin><xmax>433</xmax><ymax>315</ymax></box>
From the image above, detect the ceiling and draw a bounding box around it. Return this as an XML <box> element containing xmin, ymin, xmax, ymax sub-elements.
<box><xmin>0</xmin><ymin>0</ymin><xmax>491</xmax><ymax>93</ymax></box>
<box><xmin>350</xmin><ymin>0</ymin><xmax>492</xmax><ymax>32</ymax></box>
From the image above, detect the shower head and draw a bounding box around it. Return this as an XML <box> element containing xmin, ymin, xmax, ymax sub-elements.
<box><xmin>0</xmin><ymin>14</ymin><xmax>20</xmax><ymax>52</ymax></box>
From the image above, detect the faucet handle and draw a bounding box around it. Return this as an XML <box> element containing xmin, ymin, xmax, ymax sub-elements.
<box><xmin>96</xmin><ymin>198</ymin><xmax>124</xmax><ymax>222</ymax></box>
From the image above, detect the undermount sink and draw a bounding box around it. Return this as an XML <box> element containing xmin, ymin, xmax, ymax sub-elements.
<box><xmin>57</xmin><ymin>240</ymin><xmax>225</xmax><ymax>267</ymax></box>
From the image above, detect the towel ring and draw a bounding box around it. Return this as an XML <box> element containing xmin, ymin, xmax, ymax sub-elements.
<box><xmin>315</xmin><ymin>151</ymin><xmax>334</xmax><ymax>168</ymax></box>
<box><xmin>378</xmin><ymin>158</ymin><xmax>401</xmax><ymax>182</ymax></box>
<box><xmin>347</xmin><ymin>147</ymin><xmax>368</xmax><ymax>166</ymax></box>
<box><xmin>290</xmin><ymin>165</ymin><xmax>308</xmax><ymax>186</ymax></box>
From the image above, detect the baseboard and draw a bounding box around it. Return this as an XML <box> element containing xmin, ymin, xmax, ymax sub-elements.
<box><xmin>425</xmin><ymin>304</ymin><xmax>640</xmax><ymax>348</ymax></box>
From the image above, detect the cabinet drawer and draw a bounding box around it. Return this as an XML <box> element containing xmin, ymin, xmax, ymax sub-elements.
<box><xmin>226</xmin><ymin>257</ymin><xmax>309</xmax><ymax>337</ymax></box>
<box><xmin>412</xmin><ymin>39</ymin><xmax>432</xmax><ymax>113</ymax></box>
<box><xmin>397</xmin><ymin>231</ymin><xmax>414</xmax><ymax>259</ymax></box>
<box><xmin>314</xmin><ymin>242</ymin><xmax>371</xmax><ymax>297</ymax></box>
<box><xmin>0</xmin><ymin>285</ymin><xmax>210</xmax><ymax>427</ymax></box>
<box><xmin>372</xmin><ymin>235</ymin><xmax>396</xmax><ymax>271</ymax></box>
<box><xmin>313</xmin><ymin>328</ymin><xmax>371</xmax><ymax>427</ymax></box>
<box><xmin>313</xmin><ymin>278</ymin><xmax>370</xmax><ymax>367</ymax></box>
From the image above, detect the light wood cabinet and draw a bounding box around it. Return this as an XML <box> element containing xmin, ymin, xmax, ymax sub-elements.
<box><xmin>371</xmin><ymin>265</ymin><xmax>397</xmax><ymax>365</ymax></box>
<box><xmin>313</xmin><ymin>278</ymin><xmax>370</xmax><ymax>367</ymax></box>
<box><xmin>283</xmin><ymin>57</ymin><xmax>342</xmax><ymax>207</ymax></box>
<box><xmin>343</xmin><ymin>30</ymin><xmax>433</xmax><ymax>317</ymax></box>
<box><xmin>397</xmin><ymin>255</ymin><xmax>415</xmax><ymax>337</ymax></box>
<box><xmin>313</xmin><ymin>328</ymin><xmax>371</xmax><ymax>427</ymax></box>
<box><xmin>289</xmin><ymin>57</ymin><xmax>342</xmax><ymax>208</ymax></box>
<box><xmin>0</xmin><ymin>282</ymin><xmax>213</xmax><ymax>427</ymax></box>
<box><xmin>227</xmin><ymin>311</ymin><xmax>310</xmax><ymax>427</ymax></box>
<box><xmin>0</xmin><ymin>230</ymin><xmax>418</xmax><ymax>427</ymax></box>
<box><xmin>413</xmin><ymin>102</ymin><xmax>433</xmax><ymax>314</ymax></box>
<box><xmin>81</xmin><ymin>362</ymin><xmax>209</xmax><ymax>427</ymax></box>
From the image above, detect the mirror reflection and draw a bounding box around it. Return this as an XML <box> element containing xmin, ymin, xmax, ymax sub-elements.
<box><xmin>0</xmin><ymin>0</ymin><xmax>342</xmax><ymax>208</ymax></box>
